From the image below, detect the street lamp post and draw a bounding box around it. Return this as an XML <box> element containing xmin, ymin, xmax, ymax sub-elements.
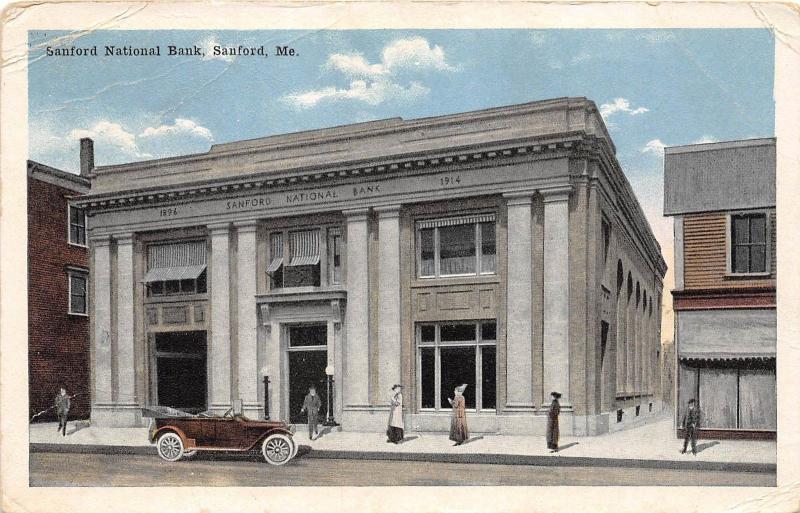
<box><xmin>261</xmin><ymin>365</ymin><xmax>271</xmax><ymax>420</ymax></box>
<box><xmin>323</xmin><ymin>365</ymin><xmax>339</xmax><ymax>426</ymax></box>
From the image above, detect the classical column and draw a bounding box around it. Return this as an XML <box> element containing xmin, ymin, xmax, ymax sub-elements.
<box><xmin>344</xmin><ymin>208</ymin><xmax>370</xmax><ymax>408</ymax></box>
<box><xmin>115</xmin><ymin>234</ymin><xmax>136</xmax><ymax>406</ymax></box>
<box><xmin>376</xmin><ymin>206</ymin><xmax>401</xmax><ymax>396</ymax></box>
<box><xmin>92</xmin><ymin>236</ymin><xmax>112</xmax><ymax>405</ymax></box>
<box><xmin>504</xmin><ymin>193</ymin><xmax>534</xmax><ymax>409</ymax></box>
<box><xmin>542</xmin><ymin>187</ymin><xmax>571</xmax><ymax>407</ymax></box>
<box><xmin>236</xmin><ymin>221</ymin><xmax>260</xmax><ymax>416</ymax></box>
<box><xmin>209</xmin><ymin>223</ymin><xmax>232</xmax><ymax>411</ymax></box>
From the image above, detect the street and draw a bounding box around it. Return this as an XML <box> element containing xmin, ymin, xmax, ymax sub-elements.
<box><xmin>30</xmin><ymin>451</ymin><xmax>775</xmax><ymax>487</ymax></box>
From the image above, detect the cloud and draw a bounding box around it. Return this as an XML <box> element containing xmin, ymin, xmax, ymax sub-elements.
<box><xmin>641</xmin><ymin>139</ymin><xmax>666</xmax><ymax>157</ymax></box>
<box><xmin>71</xmin><ymin>121</ymin><xmax>150</xmax><ymax>159</ymax></box>
<box><xmin>570</xmin><ymin>52</ymin><xmax>591</xmax><ymax>64</ymax></box>
<box><xmin>599</xmin><ymin>98</ymin><xmax>650</xmax><ymax>119</ymax></box>
<box><xmin>530</xmin><ymin>31</ymin><xmax>547</xmax><ymax>48</ymax></box>
<box><xmin>283</xmin><ymin>36</ymin><xmax>455</xmax><ymax>110</ymax></box>
<box><xmin>640</xmin><ymin>31</ymin><xmax>676</xmax><ymax>44</ymax></box>
<box><xmin>139</xmin><ymin>118</ymin><xmax>214</xmax><ymax>141</ymax></box>
<box><xmin>692</xmin><ymin>135</ymin><xmax>718</xmax><ymax>144</ymax></box>
<box><xmin>283</xmin><ymin>80</ymin><xmax>429</xmax><ymax>110</ymax></box>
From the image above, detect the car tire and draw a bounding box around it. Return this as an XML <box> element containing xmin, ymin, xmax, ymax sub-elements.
<box><xmin>261</xmin><ymin>434</ymin><xmax>294</xmax><ymax>466</ymax></box>
<box><xmin>156</xmin><ymin>432</ymin><xmax>185</xmax><ymax>462</ymax></box>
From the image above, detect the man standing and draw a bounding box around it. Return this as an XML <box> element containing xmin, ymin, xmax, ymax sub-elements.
<box><xmin>300</xmin><ymin>385</ymin><xmax>321</xmax><ymax>441</ymax></box>
<box><xmin>681</xmin><ymin>398</ymin><xmax>702</xmax><ymax>455</ymax></box>
<box><xmin>546</xmin><ymin>391</ymin><xmax>561</xmax><ymax>453</ymax></box>
<box><xmin>54</xmin><ymin>386</ymin><xmax>70</xmax><ymax>437</ymax></box>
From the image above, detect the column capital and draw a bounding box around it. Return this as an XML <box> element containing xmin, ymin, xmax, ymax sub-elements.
<box><xmin>90</xmin><ymin>235</ymin><xmax>112</xmax><ymax>247</ymax></box>
<box><xmin>114</xmin><ymin>233</ymin><xmax>134</xmax><ymax>245</ymax></box>
<box><xmin>234</xmin><ymin>219</ymin><xmax>259</xmax><ymax>233</ymax></box>
<box><xmin>374</xmin><ymin>204</ymin><xmax>401</xmax><ymax>218</ymax></box>
<box><xmin>503</xmin><ymin>191</ymin><xmax>534</xmax><ymax>206</ymax></box>
<box><xmin>540</xmin><ymin>185</ymin><xmax>572</xmax><ymax>203</ymax></box>
<box><xmin>208</xmin><ymin>222</ymin><xmax>230</xmax><ymax>235</ymax></box>
<box><xmin>343</xmin><ymin>207</ymin><xmax>370</xmax><ymax>221</ymax></box>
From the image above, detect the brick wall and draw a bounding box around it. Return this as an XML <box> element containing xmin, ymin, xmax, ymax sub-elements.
<box><xmin>28</xmin><ymin>176</ymin><xmax>90</xmax><ymax>421</ymax></box>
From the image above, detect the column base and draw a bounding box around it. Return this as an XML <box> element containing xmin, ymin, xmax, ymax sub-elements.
<box><xmin>91</xmin><ymin>403</ymin><xmax>143</xmax><ymax>427</ymax></box>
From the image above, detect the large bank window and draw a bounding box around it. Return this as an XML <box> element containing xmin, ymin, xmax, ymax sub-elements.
<box><xmin>416</xmin><ymin>214</ymin><xmax>496</xmax><ymax>278</ymax></box>
<box><xmin>417</xmin><ymin>321</ymin><xmax>496</xmax><ymax>412</ymax></box>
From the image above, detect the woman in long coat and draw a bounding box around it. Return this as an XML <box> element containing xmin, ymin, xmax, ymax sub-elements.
<box><xmin>546</xmin><ymin>391</ymin><xmax>561</xmax><ymax>452</ymax></box>
<box><xmin>386</xmin><ymin>384</ymin><xmax>404</xmax><ymax>443</ymax></box>
<box><xmin>448</xmin><ymin>384</ymin><xmax>469</xmax><ymax>446</ymax></box>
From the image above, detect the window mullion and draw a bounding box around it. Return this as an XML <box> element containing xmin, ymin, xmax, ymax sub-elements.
<box><xmin>434</xmin><ymin>332</ymin><xmax>441</xmax><ymax>412</ymax></box>
<box><xmin>475</xmin><ymin>222</ymin><xmax>482</xmax><ymax>275</ymax></box>
<box><xmin>434</xmin><ymin>227</ymin><xmax>441</xmax><ymax>278</ymax></box>
<box><xmin>476</xmin><ymin>343</ymin><xmax>482</xmax><ymax>413</ymax></box>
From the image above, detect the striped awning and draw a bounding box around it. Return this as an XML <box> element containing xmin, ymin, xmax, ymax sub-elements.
<box><xmin>144</xmin><ymin>241</ymin><xmax>206</xmax><ymax>283</ymax></box>
<box><xmin>417</xmin><ymin>213</ymin><xmax>495</xmax><ymax>230</ymax></box>
<box><xmin>678</xmin><ymin>309</ymin><xmax>776</xmax><ymax>360</ymax></box>
<box><xmin>267</xmin><ymin>232</ymin><xmax>283</xmax><ymax>274</ymax></box>
<box><xmin>144</xmin><ymin>264</ymin><xmax>206</xmax><ymax>282</ymax></box>
<box><xmin>288</xmin><ymin>229</ymin><xmax>320</xmax><ymax>266</ymax></box>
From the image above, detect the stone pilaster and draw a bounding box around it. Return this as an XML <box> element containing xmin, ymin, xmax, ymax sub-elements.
<box><xmin>344</xmin><ymin>208</ymin><xmax>370</xmax><ymax>408</ymax></box>
<box><xmin>541</xmin><ymin>187</ymin><xmax>571</xmax><ymax>407</ymax></box>
<box><xmin>115</xmin><ymin>234</ymin><xmax>136</xmax><ymax>406</ymax></box>
<box><xmin>376</xmin><ymin>206</ymin><xmax>401</xmax><ymax>396</ymax></box>
<box><xmin>236</xmin><ymin>220</ymin><xmax>260</xmax><ymax>417</ymax></box>
<box><xmin>92</xmin><ymin>236</ymin><xmax>112</xmax><ymax>405</ymax></box>
<box><xmin>504</xmin><ymin>193</ymin><xmax>535</xmax><ymax>409</ymax></box>
<box><xmin>209</xmin><ymin>223</ymin><xmax>232</xmax><ymax>412</ymax></box>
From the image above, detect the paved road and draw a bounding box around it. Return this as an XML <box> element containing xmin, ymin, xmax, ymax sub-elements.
<box><xmin>30</xmin><ymin>452</ymin><xmax>775</xmax><ymax>487</ymax></box>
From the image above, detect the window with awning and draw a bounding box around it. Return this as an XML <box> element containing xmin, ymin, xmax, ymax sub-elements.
<box><xmin>266</xmin><ymin>232</ymin><xmax>284</xmax><ymax>274</ymax></box>
<box><xmin>144</xmin><ymin>241</ymin><xmax>207</xmax><ymax>296</ymax></box>
<box><xmin>416</xmin><ymin>213</ymin><xmax>496</xmax><ymax>278</ymax></box>
<box><xmin>288</xmin><ymin>229</ymin><xmax>321</xmax><ymax>266</ymax></box>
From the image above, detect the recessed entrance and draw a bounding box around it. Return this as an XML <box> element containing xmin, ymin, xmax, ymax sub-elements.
<box><xmin>153</xmin><ymin>331</ymin><xmax>207</xmax><ymax>413</ymax></box>
<box><xmin>287</xmin><ymin>324</ymin><xmax>328</xmax><ymax>424</ymax></box>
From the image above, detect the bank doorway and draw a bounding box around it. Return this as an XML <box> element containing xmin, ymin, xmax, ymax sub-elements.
<box><xmin>153</xmin><ymin>331</ymin><xmax>207</xmax><ymax>413</ymax></box>
<box><xmin>287</xmin><ymin>324</ymin><xmax>328</xmax><ymax>424</ymax></box>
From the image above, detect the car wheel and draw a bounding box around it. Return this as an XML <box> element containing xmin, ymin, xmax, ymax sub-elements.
<box><xmin>156</xmin><ymin>432</ymin><xmax>185</xmax><ymax>462</ymax></box>
<box><xmin>261</xmin><ymin>434</ymin><xmax>294</xmax><ymax>466</ymax></box>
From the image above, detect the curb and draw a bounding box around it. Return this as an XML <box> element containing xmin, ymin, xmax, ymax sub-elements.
<box><xmin>29</xmin><ymin>443</ymin><xmax>775</xmax><ymax>473</ymax></box>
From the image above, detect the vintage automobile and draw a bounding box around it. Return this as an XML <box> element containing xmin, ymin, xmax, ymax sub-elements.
<box><xmin>147</xmin><ymin>402</ymin><xmax>297</xmax><ymax>466</ymax></box>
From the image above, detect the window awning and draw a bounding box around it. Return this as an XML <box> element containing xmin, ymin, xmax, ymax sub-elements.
<box><xmin>417</xmin><ymin>213</ymin><xmax>495</xmax><ymax>230</ymax></box>
<box><xmin>678</xmin><ymin>309</ymin><xmax>776</xmax><ymax>360</ymax></box>
<box><xmin>145</xmin><ymin>241</ymin><xmax>207</xmax><ymax>283</ymax></box>
<box><xmin>288</xmin><ymin>230</ymin><xmax>320</xmax><ymax>266</ymax></box>
<box><xmin>266</xmin><ymin>257</ymin><xmax>283</xmax><ymax>274</ymax></box>
<box><xmin>143</xmin><ymin>264</ymin><xmax>206</xmax><ymax>283</ymax></box>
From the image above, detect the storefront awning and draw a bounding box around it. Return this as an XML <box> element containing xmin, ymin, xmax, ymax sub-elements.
<box><xmin>143</xmin><ymin>264</ymin><xmax>206</xmax><ymax>283</ymax></box>
<box><xmin>417</xmin><ymin>213</ymin><xmax>496</xmax><ymax>229</ymax></box>
<box><xmin>266</xmin><ymin>257</ymin><xmax>283</xmax><ymax>274</ymax></box>
<box><xmin>287</xmin><ymin>229</ymin><xmax>320</xmax><ymax>266</ymax></box>
<box><xmin>678</xmin><ymin>309</ymin><xmax>776</xmax><ymax>360</ymax></box>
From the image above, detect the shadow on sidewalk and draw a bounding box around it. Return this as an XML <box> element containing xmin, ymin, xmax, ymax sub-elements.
<box><xmin>67</xmin><ymin>421</ymin><xmax>90</xmax><ymax>436</ymax></box>
<box><xmin>397</xmin><ymin>436</ymin><xmax>419</xmax><ymax>444</ymax></box>
<box><xmin>695</xmin><ymin>441</ymin><xmax>720</xmax><ymax>454</ymax></box>
<box><xmin>558</xmin><ymin>442</ymin><xmax>579</xmax><ymax>452</ymax></box>
<box><xmin>460</xmin><ymin>436</ymin><xmax>484</xmax><ymax>446</ymax></box>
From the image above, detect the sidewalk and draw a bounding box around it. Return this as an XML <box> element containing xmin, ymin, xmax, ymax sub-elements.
<box><xmin>29</xmin><ymin>416</ymin><xmax>775</xmax><ymax>472</ymax></box>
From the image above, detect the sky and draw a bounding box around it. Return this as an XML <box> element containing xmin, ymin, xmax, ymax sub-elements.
<box><xmin>28</xmin><ymin>29</ymin><xmax>775</xmax><ymax>340</ymax></box>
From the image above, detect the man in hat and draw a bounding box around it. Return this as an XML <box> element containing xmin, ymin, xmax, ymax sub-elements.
<box><xmin>54</xmin><ymin>386</ymin><xmax>70</xmax><ymax>437</ymax></box>
<box><xmin>386</xmin><ymin>384</ymin><xmax>405</xmax><ymax>443</ymax></box>
<box><xmin>546</xmin><ymin>391</ymin><xmax>562</xmax><ymax>452</ymax></box>
<box><xmin>681</xmin><ymin>398</ymin><xmax>702</xmax><ymax>455</ymax></box>
<box><xmin>300</xmin><ymin>385</ymin><xmax>322</xmax><ymax>440</ymax></box>
<box><xmin>448</xmin><ymin>384</ymin><xmax>469</xmax><ymax>446</ymax></box>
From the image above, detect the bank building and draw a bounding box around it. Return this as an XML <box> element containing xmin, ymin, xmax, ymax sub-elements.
<box><xmin>74</xmin><ymin>97</ymin><xmax>666</xmax><ymax>435</ymax></box>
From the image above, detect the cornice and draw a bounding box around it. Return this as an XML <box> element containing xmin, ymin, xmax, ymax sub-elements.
<box><xmin>76</xmin><ymin>135</ymin><xmax>585</xmax><ymax>211</ymax></box>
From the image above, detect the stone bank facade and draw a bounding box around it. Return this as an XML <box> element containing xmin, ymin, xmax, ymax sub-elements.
<box><xmin>76</xmin><ymin>97</ymin><xmax>666</xmax><ymax>435</ymax></box>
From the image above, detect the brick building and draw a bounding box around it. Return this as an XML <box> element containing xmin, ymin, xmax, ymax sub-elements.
<box><xmin>664</xmin><ymin>138</ymin><xmax>776</xmax><ymax>439</ymax></box>
<box><xmin>28</xmin><ymin>159</ymin><xmax>91</xmax><ymax>421</ymax></box>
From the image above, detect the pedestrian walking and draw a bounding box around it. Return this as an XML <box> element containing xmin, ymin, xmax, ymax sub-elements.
<box><xmin>300</xmin><ymin>385</ymin><xmax>321</xmax><ymax>441</ymax></box>
<box><xmin>546</xmin><ymin>391</ymin><xmax>561</xmax><ymax>452</ymax></box>
<box><xmin>386</xmin><ymin>384</ymin><xmax>404</xmax><ymax>444</ymax></box>
<box><xmin>681</xmin><ymin>398</ymin><xmax>702</xmax><ymax>455</ymax></box>
<box><xmin>448</xmin><ymin>384</ymin><xmax>469</xmax><ymax>446</ymax></box>
<box><xmin>54</xmin><ymin>386</ymin><xmax>70</xmax><ymax>437</ymax></box>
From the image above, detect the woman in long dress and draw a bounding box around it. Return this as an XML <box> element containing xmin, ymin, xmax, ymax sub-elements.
<box><xmin>546</xmin><ymin>391</ymin><xmax>561</xmax><ymax>452</ymax></box>
<box><xmin>448</xmin><ymin>384</ymin><xmax>469</xmax><ymax>446</ymax></box>
<box><xmin>386</xmin><ymin>384</ymin><xmax>404</xmax><ymax>443</ymax></box>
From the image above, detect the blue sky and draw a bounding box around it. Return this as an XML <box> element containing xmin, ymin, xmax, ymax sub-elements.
<box><xmin>28</xmin><ymin>28</ymin><xmax>774</xmax><ymax>323</ymax></box>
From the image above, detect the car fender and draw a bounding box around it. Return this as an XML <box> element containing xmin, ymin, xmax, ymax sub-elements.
<box><xmin>251</xmin><ymin>427</ymin><xmax>295</xmax><ymax>451</ymax></box>
<box><xmin>152</xmin><ymin>425</ymin><xmax>189</xmax><ymax>446</ymax></box>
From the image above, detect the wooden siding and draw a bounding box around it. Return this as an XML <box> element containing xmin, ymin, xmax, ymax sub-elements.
<box><xmin>683</xmin><ymin>211</ymin><xmax>776</xmax><ymax>289</ymax></box>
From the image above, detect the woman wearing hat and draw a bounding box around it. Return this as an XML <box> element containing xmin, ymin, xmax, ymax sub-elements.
<box><xmin>448</xmin><ymin>384</ymin><xmax>469</xmax><ymax>446</ymax></box>
<box><xmin>386</xmin><ymin>384</ymin><xmax>405</xmax><ymax>444</ymax></box>
<box><xmin>547</xmin><ymin>391</ymin><xmax>562</xmax><ymax>452</ymax></box>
